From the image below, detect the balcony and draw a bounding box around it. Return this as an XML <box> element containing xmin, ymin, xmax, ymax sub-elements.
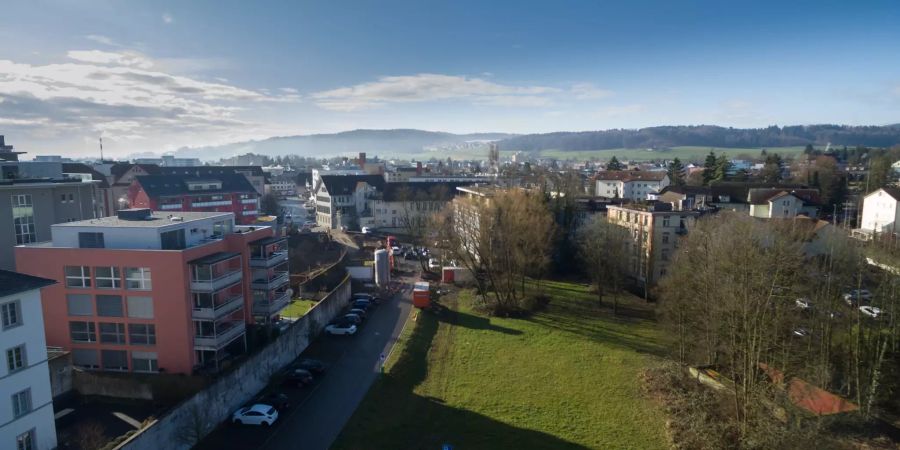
<box><xmin>192</xmin><ymin>294</ymin><xmax>244</xmax><ymax>320</ymax></box>
<box><xmin>251</xmin><ymin>271</ymin><xmax>289</xmax><ymax>290</ymax></box>
<box><xmin>249</xmin><ymin>250</ymin><xmax>288</xmax><ymax>268</ymax></box>
<box><xmin>191</xmin><ymin>269</ymin><xmax>242</xmax><ymax>292</ymax></box>
<box><xmin>252</xmin><ymin>292</ymin><xmax>291</xmax><ymax>317</ymax></box>
<box><xmin>193</xmin><ymin>321</ymin><xmax>246</xmax><ymax>350</ymax></box>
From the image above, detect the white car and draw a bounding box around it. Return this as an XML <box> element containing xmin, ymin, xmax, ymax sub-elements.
<box><xmin>232</xmin><ymin>404</ymin><xmax>279</xmax><ymax>426</ymax></box>
<box><xmin>795</xmin><ymin>298</ymin><xmax>812</xmax><ymax>309</ymax></box>
<box><xmin>859</xmin><ymin>306</ymin><xmax>884</xmax><ymax>318</ymax></box>
<box><xmin>428</xmin><ymin>258</ymin><xmax>440</xmax><ymax>270</ymax></box>
<box><xmin>792</xmin><ymin>328</ymin><xmax>810</xmax><ymax>337</ymax></box>
<box><xmin>361</xmin><ymin>227</ymin><xmax>372</xmax><ymax>234</ymax></box>
<box><xmin>325</xmin><ymin>323</ymin><xmax>357</xmax><ymax>335</ymax></box>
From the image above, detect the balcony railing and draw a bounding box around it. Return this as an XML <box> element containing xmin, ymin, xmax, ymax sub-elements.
<box><xmin>249</xmin><ymin>250</ymin><xmax>288</xmax><ymax>268</ymax></box>
<box><xmin>190</xmin><ymin>269</ymin><xmax>242</xmax><ymax>293</ymax></box>
<box><xmin>192</xmin><ymin>294</ymin><xmax>244</xmax><ymax>320</ymax></box>
<box><xmin>252</xmin><ymin>292</ymin><xmax>291</xmax><ymax>317</ymax></box>
<box><xmin>251</xmin><ymin>271</ymin><xmax>289</xmax><ymax>290</ymax></box>
<box><xmin>193</xmin><ymin>321</ymin><xmax>246</xmax><ymax>350</ymax></box>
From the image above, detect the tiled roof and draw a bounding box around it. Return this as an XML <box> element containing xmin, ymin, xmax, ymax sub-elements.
<box><xmin>134</xmin><ymin>174</ymin><xmax>257</xmax><ymax>198</ymax></box>
<box><xmin>320</xmin><ymin>174</ymin><xmax>385</xmax><ymax>196</ymax></box>
<box><xmin>160</xmin><ymin>166</ymin><xmax>265</xmax><ymax>177</ymax></box>
<box><xmin>0</xmin><ymin>270</ymin><xmax>56</xmax><ymax>297</ymax></box>
<box><xmin>748</xmin><ymin>188</ymin><xmax>821</xmax><ymax>206</ymax></box>
<box><xmin>381</xmin><ymin>182</ymin><xmax>473</xmax><ymax>202</ymax></box>
<box><xmin>110</xmin><ymin>163</ymin><xmax>160</xmax><ymax>179</ymax></box>
<box><xmin>61</xmin><ymin>163</ymin><xmax>110</xmax><ymax>187</ymax></box>
<box><xmin>595</xmin><ymin>171</ymin><xmax>667</xmax><ymax>182</ymax></box>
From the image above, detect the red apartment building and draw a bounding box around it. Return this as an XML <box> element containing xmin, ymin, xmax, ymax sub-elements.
<box><xmin>128</xmin><ymin>173</ymin><xmax>260</xmax><ymax>225</ymax></box>
<box><xmin>15</xmin><ymin>208</ymin><xmax>289</xmax><ymax>374</ymax></box>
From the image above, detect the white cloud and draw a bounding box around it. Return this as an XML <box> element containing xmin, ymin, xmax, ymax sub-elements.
<box><xmin>570</xmin><ymin>82</ymin><xmax>614</xmax><ymax>100</ymax></box>
<box><xmin>280</xmin><ymin>87</ymin><xmax>299</xmax><ymax>94</ymax></box>
<box><xmin>162</xmin><ymin>13</ymin><xmax>174</xmax><ymax>24</ymax></box>
<box><xmin>0</xmin><ymin>50</ymin><xmax>298</xmax><ymax>153</ymax></box>
<box><xmin>67</xmin><ymin>50</ymin><xmax>154</xmax><ymax>69</ymax></box>
<box><xmin>85</xmin><ymin>35</ymin><xmax>119</xmax><ymax>47</ymax></box>
<box><xmin>312</xmin><ymin>73</ymin><xmax>560</xmax><ymax>111</ymax></box>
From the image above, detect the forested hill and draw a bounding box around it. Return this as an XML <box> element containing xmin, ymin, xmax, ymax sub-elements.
<box><xmin>498</xmin><ymin>125</ymin><xmax>900</xmax><ymax>151</ymax></box>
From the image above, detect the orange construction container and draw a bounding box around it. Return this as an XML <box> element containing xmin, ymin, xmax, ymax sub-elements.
<box><xmin>413</xmin><ymin>281</ymin><xmax>430</xmax><ymax>308</ymax></box>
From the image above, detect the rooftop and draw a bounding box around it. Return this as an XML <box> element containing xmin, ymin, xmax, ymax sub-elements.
<box><xmin>595</xmin><ymin>171</ymin><xmax>668</xmax><ymax>182</ymax></box>
<box><xmin>0</xmin><ymin>269</ymin><xmax>56</xmax><ymax>297</ymax></box>
<box><xmin>53</xmin><ymin>211</ymin><xmax>234</xmax><ymax>228</ymax></box>
<box><xmin>134</xmin><ymin>173</ymin><xmax>257</xmax><ymax>197</ymax></box>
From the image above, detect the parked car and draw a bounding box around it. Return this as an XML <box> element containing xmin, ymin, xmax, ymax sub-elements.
<box><xmin>792</xmin><ymin>327</ymin><xmax>810</xmax><ymax>337</ymax></box>
<box><xmin>843</xmin><ymin>289</ymin><xmax>872</xmax><ymax>305</ymax></box>
<box><xmin>352</xmin><ymin>299</ymin><xmax>373</xmax><ymax>311</ymax></box>
<box><xmin>257</xmin><ymin>392</ymin><xmax>290</xmax><ymax>411</ymax></box>
<box><xmin>859</xmin><ymin>305</ymin><xmax>884</xmax><ymax>318</ymax></box>
<box><xmin>391</xmin><ymin>246</ymin><xmax>401</xmax><ymax>254</ymax></box>
<box><xmin>282</xmin><ymin>368</ymin><xmax>314</xmax><ymax>387</ymax></box>
<box><xmin>361</xmin><ymin>226</ymin><xmax>373</xmax><ymax>234</ymax></box>
<box><xmin>304</xmin><ymin>220</ymin><xmax>316</xmax><ymax>227</ymax></box>
<box><xmin>795</xmin><ymin>298</ymin><xmax>812</xmax><ymax>310</ymax></box>
<box><xmin>349</xmin><ymin>308</ymin><xmax>367</xmax><ymax>319</ymax></box>
<box><xmin>295</xmin><ymin>358</ymin><xmax>326</xmax><ymax>374</ymax></box>
<box><xmin>428</xmin><ymin>258</ymin><xmax>440</xmax><ymax>270</ymax></box>
<box><xmin>404</xmin><ymin>251</ymin><xmax>418</xmax><ymax>260</ymax></box>
<box><xmin>325</xmin><ymin>322</ymin><xmax>357</xmax><ymax>335</ymax></box>
<box><xmin>353</xmin><ymin>293</ymin><xmax>381</xmax><ymax>305</ymax></box>
<box><xmin>342</xmin><ymin>313</ymin><xmax>362</xmax><ymax>325</ymax></box>
<box><xmin>232</xmin><ymin>404</ymin><xmax>279</xmax><ymax>426</ymax></box>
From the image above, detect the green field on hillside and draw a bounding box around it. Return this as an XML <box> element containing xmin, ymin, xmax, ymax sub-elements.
<box><xmin>332</xmin><ymin>281</ymin><xmax>669</xmax><ymax>450</ymax></box>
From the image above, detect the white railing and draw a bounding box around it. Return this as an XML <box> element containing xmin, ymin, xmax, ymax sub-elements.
<box><xmin>160</xmin><ymin>204</ymin><xmax>183</xmax><ymax>210</ymax></box>
<box><xmin>191</xmin><ymin>200</ymin><xmax>232</xmax><ymax>207</ymax></box>
<box><xmin>193</xmin><ymin>322</ymin><xmax>246</xmax><ymax>350</ymax></box>
<box><xmin>190</xmin><ymin>269</ymin><xmax>242</xmax><ymax>293</ymax></box>
<box><xmin>192</xmin><ymin>295</ymin><xmax>244</xmax><ymax>320</ymax></box>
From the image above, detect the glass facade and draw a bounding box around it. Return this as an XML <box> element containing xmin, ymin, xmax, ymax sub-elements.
<box><xmin>12</xmin><ymin>194</ymin><xmax>35</xmax><ymax>245</ymax></box>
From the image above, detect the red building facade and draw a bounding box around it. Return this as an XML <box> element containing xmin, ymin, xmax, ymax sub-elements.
<box><xmin>128</xmin><ymin>174</ymin><xmax>260</xmax><ymax>224</ymax></box>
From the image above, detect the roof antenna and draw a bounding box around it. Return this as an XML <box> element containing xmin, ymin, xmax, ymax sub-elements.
<box><xmin>99</xmin><ymin>136</ymin><xmax>104</xmax><ymax>162</ymax></box>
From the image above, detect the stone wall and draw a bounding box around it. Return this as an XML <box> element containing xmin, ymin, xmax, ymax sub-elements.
<box><xmin>115</xmin><ymin>273</ymin><xmax>351</xmax><ymax>450</ymax></box>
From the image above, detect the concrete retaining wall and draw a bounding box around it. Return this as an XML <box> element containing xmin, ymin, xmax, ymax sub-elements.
<box><xmin>346</xmin><ymin>265</ymin><xmax>374</xmax><ymax>280</ymax></box>
<box><xmin>115</xmin><ymin>273</ymin><xmax>352</xmax><ymax>450</ymax></box>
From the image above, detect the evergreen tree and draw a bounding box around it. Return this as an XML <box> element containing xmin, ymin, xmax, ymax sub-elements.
<box><xmin>667</xmin><ymin>158</ymin><xmax>685</xmax><ymax>186</ymax></box>
<box><xmin>804</xmin><ymin>144</ymin><xmax>815</xmax><ymax>155</ymax></box>
<box><xmin>713</xmin><ymin>154</ymin><xmax>731</xmax><ymax>182</ymax></box>
<box><xmin>702</xmin><ymin>151</ymin><xmax>717</xmax><ymax>185</ymax></box>
<box><xmin>606</xmin><ymin>156</ymin><xmax>624</xmax><ymax>171</ymax></box>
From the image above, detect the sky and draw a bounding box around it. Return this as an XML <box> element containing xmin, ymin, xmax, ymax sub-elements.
<box><xmin>1</xmin><ymin>0</ymin><xmax>899</xmax><ymax>158</ymax></box>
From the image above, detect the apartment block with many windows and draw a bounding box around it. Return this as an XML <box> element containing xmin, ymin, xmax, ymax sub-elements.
<box><xmin>14</xmin><ymin>208</ymin><xmax>289</xmax><ymax>374</ymax></box>
<box><xmin>0</xmin><ymin>270</ymin><xmax>58</xmax><ymax>450</ymax></box>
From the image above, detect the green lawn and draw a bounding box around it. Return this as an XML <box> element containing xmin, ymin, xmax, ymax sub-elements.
<box><xmin>280</xmin><ymin>299</ymin><xmax>318</xmax><ymax>318</ymax></box>
<box><xmin>332</xmin><ymin>281</ymin><xmax>669</xmax><ymax>450</ymax></box>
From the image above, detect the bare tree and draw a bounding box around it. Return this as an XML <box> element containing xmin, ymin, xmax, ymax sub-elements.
<box><xmin>74</xmin><ymin>420</ymin><xmax>106</xmax><ymax>450</ymax></box>
<box><xmin>577</xmin><ymin>216</ymin><xmax>628</xmax><ymax>313</ymax></box>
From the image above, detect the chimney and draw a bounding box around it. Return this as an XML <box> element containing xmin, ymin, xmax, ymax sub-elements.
<box><xmin>416</xmin><ymin>161</ymin><xmax>422</xmax><ymax>176</ymax></box>
<box><xmin>358</xmin><ymin>152</ymin><xmax>367</xmax><ymax>169</ymax></box>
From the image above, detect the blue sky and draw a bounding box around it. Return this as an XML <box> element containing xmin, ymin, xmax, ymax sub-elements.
<box><xmin>1</xmin><ymin>0</ymin><xmax>899</xmax><ymax>157</ymax></box>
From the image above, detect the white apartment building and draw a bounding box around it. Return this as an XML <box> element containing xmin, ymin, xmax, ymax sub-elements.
<box><xmin>860</xmin><ymin>187</ymin><xmax>900</xmax><ymax>236</ymax></box>
<box><xmin>0</xmin><ymin>270</ymin><xmax>58</xmax><ymax>450</ymax></box>
<box><xmin>594</xmin><ymin>171</ymin><xmax>670</xmax><ymax>201</ymax></box>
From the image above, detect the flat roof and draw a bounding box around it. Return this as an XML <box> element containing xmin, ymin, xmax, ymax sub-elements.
<box><xmin>250</xmin><ymin>236</ymin><xmax>287</xmax><ymax>246</ymax></box>
<box><xmin>0</xmin><ymin>270</ymin><xmax>56</xmax><ymax>297</ymax></box>
<box><xmin>189</xmin><ymin>251</ymin><xmax>241</xmax><ymax>265</ymax></box>
<box><xmin>53</xmin><ymin>211</ymin><xmax>233</xmax><ymax>229</ymax></box>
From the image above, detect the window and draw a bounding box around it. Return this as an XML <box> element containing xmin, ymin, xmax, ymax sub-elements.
<box><xmin>101</xmin><ymin>349</ymin><xmax>128</xmax><ymax>371</ymax></box>
<box><xmin>661</xmin><ymin>249</ymin><xmax>670</xmax><ymax>261</ymax></box>
<box><xmin>95</xmin><ymin>267</ymin><xmax>121</xmax><ymax>289</ymax></box>
<box><xmin>66</xmin><ymin>294</ymin><xmax>93</xmax><ymax>316</ymax></box>
<box><xmin>662</xmin><ymin>233</ymin><xmax>670</xmax><ymax>244</ymax></box>
<box><xmin>72</xmin><ymin>348</ymin><xmax>99</xmax><ymax>369</ymax></box>
<box><xmin>160</xmin><ymin>229</ymin><xmax>186</xmax><ymax>250</ymax></box>
<box><xmin>12</xmin><ymin>195</ymin><xmax>36</xmax><ymax>245</ymax></box>
<box><xmin>60</xmin><ymin>194</ymin><xmax>67</xmax><ymax>203</ymax></box>
<box><xmin>132</xmin><ymin>351</ymin><xmax>158</xmax><ymax>373</ymax></box>
<box><xmin>11</xmin><ymin>389</ymin><xmax>31</xmax><ymax>418</ymax></box>
<box><xmin>663</xmin><ymin>217</ymin><xmax>670</xmax><ymax>227</ymax></box>
<box><xmin>6</xmin><ymin>345</ymin><xmax>26</xmax><ymax>372</ymax></box>
<box><xmin>78</xmin><ymin>232</ymin><xmax>105</xmax><ymax>248</ymax></box>
<box><xmin>68</xmin><ymin>193</ymin><xmax>74</xmax><ymax>202</ymax></box>
<box><xmin>16</xmin><ymin>429</ymin><xmax>34</xmax><ymax>450</ymax></box>
<box><xmin>128</xmin><ymin>324</ymin><xmax>156</xmax><ymax>345</ymax></box>
<box><xmin>126</xmin><ymin>297</ymin><xmax>154</xmax><ymax>319</ymax></box>
<box><xmin>70</xmin><ymin>321</ymin><xmax>97</xmax><ymax>342</ymax></box>
<box><xmin>65</xmin><ymin>266</ymin><xmax>91</xmax><ymax>288</ymax></box>
<box><xmin>1</xmin><ymin>301</ymin><xmax>21</xmax><ymax>329</ymax></box>
<box><xmin>96</xmin><ymin>295</ymin><xmax>123</xmax><ymax>317</ymax></box>
<box><xmin>125</xmin><ymin>267</ymin><xmax>152</xmax><ymax>290</ymax></box>
<box><xmin>99</xmin><ymin>322</ymin><xmax>126</xmax><ymax>344</ymax></box>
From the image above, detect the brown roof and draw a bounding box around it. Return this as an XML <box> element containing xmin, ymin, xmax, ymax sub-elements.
<box><xmin>748</xmin><ymin>188</ymin><xmax>821</xmax><ymax>206</ymax></box>
<box><xmin>878</xmin><ymin>187</ymin><xmax>900</xmax><ymax>201</ymax></box>
<box><xmin>595</xmin><ymin>171</ymin><xmax>667</xmax><ymax>182</ymax></box>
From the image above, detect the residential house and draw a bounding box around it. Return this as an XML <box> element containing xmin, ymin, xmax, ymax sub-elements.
<box><xmin>15</xmin><ymin>209</ymin><xmax>288</xmax><ymax>374</ymax></box>
<box><xmin>607</xmin><ymin>203</ymin><xmax>699</xmax><ymax>287</ymax></box>
<box><xmin>594</xmin><ymin>171</ymin><xmax>670</xmax><ymax>201</ymax></box>
<box><xmin>160</xmin><ymin>166</ymin><xmax>267</xmax><ymax>197</ymax></box>
<box><xmin>747</xmin><ymin>188</ymin><xmax>820</xmax><ymax>219</ymax></box>
<box><xmin>314</xmin><ymin>174</ymin><xmax>385</xmax><ymax>229</ymax></box>
<box><xmin>859</xmin><ymin>187</ymin><xmax>900</xmax><ymax>237</ymax></box>
<box><xmin>128</xmin><ymin>174</ymin><xmax>260</xmax><ymax>224</ymax></box>
<box><xmin>0</xmin><ymin>270</ymin><xmax>58</xmax><ymax>450</ymax></box>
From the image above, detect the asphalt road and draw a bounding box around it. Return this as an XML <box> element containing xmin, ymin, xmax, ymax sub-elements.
<box><xmin>196</xmin><ymin>270</ymin><xmax>415</xmax><ymax>450</ymax></box>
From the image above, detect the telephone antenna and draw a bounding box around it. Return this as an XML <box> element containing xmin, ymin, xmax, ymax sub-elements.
<box><xmin>99</xmin><ymin>137</ymin><xmax>104</xmax><ymax>161</ymax></box>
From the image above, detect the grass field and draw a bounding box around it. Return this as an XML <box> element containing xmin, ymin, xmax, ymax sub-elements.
<box><xmin>280</xmin><ymin>298</ymin><xmax>318</xmax><ymax>318</ymax></box>
<box><xmin>332</xmin><ymin>281</ymin><xmax>669</xmax><ymax>450</ymax></box>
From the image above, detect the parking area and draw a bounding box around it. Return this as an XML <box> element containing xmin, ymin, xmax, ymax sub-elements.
<box><xmin>195</xmin><ymin>273</ymin><xmax>414</xmax><ymax>450</ymax></box>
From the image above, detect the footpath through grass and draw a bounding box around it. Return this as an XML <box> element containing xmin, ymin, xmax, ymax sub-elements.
<box><xmin>332</xmin><ymin>280</ymin><xmax>670</xmax><ymax>450</ymax></box>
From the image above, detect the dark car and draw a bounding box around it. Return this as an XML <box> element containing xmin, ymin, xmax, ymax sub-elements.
<box><xmin>257</xmin><ymin>392</ymin><xmax>291</xmax><ymax>411</ymax></box>
<box><xmin>282</xmin><ymin>368</ymin><xmax>314</xmax><ymax>387</ymax></box>
<box><xmin>342</xmin><ymin>313</ymin><xmax>363</xmax><ymax>325</ymax></box>
<box><xmin>404</xmin><ymin>251</ymin><xmax>418</xmax><ymax>260</ymax></box>
<box><xmin>352</xmin><ymin>299</ymin><xmax>372</xmax><ymax>311</ymax></box>
<box><xmin>349</xmin><ymin>308</ymin><xmax>367</xmax><ymax>319</ymax></box>
<box><xmin>295</xmin><ymin>358</ymin><xmax>326</xmax><ymax>374</ymax></box>
<box><xmin>353</xmin><ymin>293</ymin><xmax>382</xmax><ymax>305</ymax></box>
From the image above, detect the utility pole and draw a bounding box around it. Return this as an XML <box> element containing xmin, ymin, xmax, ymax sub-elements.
<box><xmin>99</xmin><ymin>137</ymin><xmax>104</xmax><ymax>162</ymax></box>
